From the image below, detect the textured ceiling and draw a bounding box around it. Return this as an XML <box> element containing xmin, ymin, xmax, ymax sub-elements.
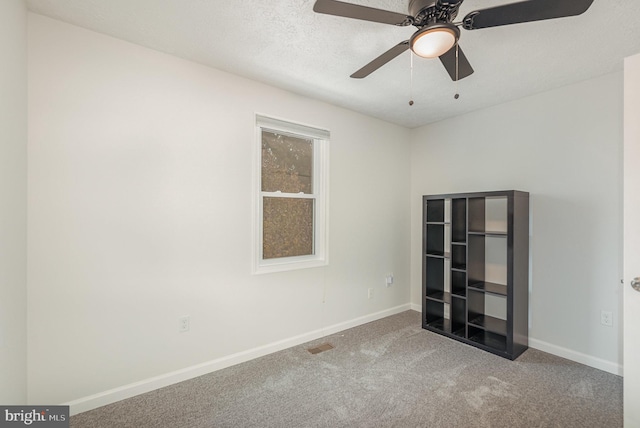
<box><xmin>26</xmin><ymin>0</ymin><xmax>640</xmax><ymax>128</ymax></box>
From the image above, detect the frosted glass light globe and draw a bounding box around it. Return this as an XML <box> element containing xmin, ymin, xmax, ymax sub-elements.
<box><xmin>411</xmin><ymin>25</ymin><xmax>459</xmax><ymax>58</ymax></box>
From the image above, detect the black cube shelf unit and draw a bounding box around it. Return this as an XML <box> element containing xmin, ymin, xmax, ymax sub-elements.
<box><xmin>422</xmin><ymin>190</ymin><xmax>529</xmax><ymax>360</ymax></box>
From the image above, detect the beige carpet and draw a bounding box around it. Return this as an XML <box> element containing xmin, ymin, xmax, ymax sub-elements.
<box><xmin>71</xmin><ymin>310</ymin><xmax>622</xmax><ymax>427</ymax></box>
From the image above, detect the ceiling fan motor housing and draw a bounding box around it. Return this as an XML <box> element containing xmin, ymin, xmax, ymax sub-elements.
<box><xmin>408</xmin><ymin>0</ymin><xmax>463</xmax><ymax>27</ymax></box>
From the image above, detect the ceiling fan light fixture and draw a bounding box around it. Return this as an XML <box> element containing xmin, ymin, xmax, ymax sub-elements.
<box><xmin>410</xmin><ymin>23</ymin><xmax>460</xmax><ymax>58</ymax></box>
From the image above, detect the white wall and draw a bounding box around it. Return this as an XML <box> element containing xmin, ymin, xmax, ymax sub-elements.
<box><xmin>0</xmin><ymin>0</ymin><xmax>28</xmax><ymax>405</ymax></box>
<box><xmin>410</xmin><ymin>73</ymin><xmax>623</xmax><ymax>372</ymax></box>
<box><xmin>623</xmin><ymin>52</ymin><xmax>640</xmax><ymax>426</ymax></box>
<box><xmin>27</xmin><ymin>13</ymin><xmax>411</xmax><ymax>407</ymax></box>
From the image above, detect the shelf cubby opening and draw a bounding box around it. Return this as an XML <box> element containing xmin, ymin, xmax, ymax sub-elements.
<box><xmin>451</xmin><ymin>296</ymin><xmax>466</xmax><ymax>336</ymax></box>
<box><xmin>468</xmin><ymin>289</ymin><xmax>507</xmax><ymax>322</ymax></box>
<box><xmin>451</xmin><ymin>243</ymin><xmax>466</xmax><ymax>270</ymax></box>
<box><xmin>426</xmin><ymin>224</ymin><xmax>445</xmax><ymax>256</ymax></box>
<box><xmin>425</xmin><ymin>299</ymin><xmax>443</xmax><ymax>321</ymax></box>
<box><xmin>467</xmin><ymin>234</ymin><xmax>485</xmax><ymax>286</ymax></box>
<box><xmin>468</xmin><ymin>196</ymin><xmax>508</xmax><ymax>234</ymax></box>
<box><xmin>451</xmin><ymin>198</ymin><xmax>467</xmax><ymax>243</ymax></box>
<box><xmin>426</xmin><ymin>317</ymin><xmax>451</xmax><ymax>332</ymax></box>
<box><xmin>467</xmin><ymin>289</ymin><xmax>485</xmax><ymax>324</ymax></box>
<box><xmin>484</xmin><ymin>293</ymin><xmax>507</xmax><ymax>321</ymax></box>
<box><xmin>467</xmin><ymin>197</ymin><xmax>486</xmax><ymax>233</ymax></box>
<box><xmin>468</xmin><ymin>326</ymin><xmax>507</xmax><ymax>352</ymax></box>
<box><xmin>451</xmin><ymin>270</ymin><xmax>466</xmax><ymax>297</ymax></box>
<box><xmin>426</xmin><ymin>199</ymin><xmax>445</xmax><ymax>223</ymax></box>
<box><xmin>485</xmin><ymin>196</ymin><xmax>508</xmax><ymax>234</ymax></box>
<box><xmin>485</xmin><ymin>235</ymin><xmax>507</xmax><ymax>286</ymax></box>
<box><xmin>468</xmin><ymin>314</ymin><xmax>507</xmax><ymax>336</ymax></box>
<box><xmin>425</xmin><ymin>256</ymin><xmax>445</xmax><ymax>295</ymax></box>
<box><xmin>425</xmin><ymin>299</ymin><xmax>450</xmax><ymax>333</ymax></box>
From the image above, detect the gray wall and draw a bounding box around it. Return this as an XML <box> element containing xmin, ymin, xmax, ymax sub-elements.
<box><xmin>28</xmin><ymin>14</ymin><xmax>411</xmax><ymax>408</ymax></box>
<box><xmin>0</xmin><ymin>0</ymin><xmax>28</xmax><ymax>404</ymax></box>
<box><xmin>410</xmin><ymin>72</ymin><xmax>623</xmax><ymax>372</ymax></box>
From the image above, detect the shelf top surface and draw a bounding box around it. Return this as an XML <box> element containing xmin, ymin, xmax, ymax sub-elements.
<box><xmin>468</xmin><ymin>314</ymin><xmax>508</xmax><ymax>334</ymax></box>
<box><xmin>423</xmin><ymin>190</ymin><xmax>529</xmax><ymax>200</ymax></box>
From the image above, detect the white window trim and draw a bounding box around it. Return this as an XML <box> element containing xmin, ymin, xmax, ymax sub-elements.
<box><xmin>253</xmin><ymin>114</ymin><xmax>330</xmax><ymax>274</ymax></box>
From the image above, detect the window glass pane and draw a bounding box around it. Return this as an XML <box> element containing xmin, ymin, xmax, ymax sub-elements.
<box><xmin>263</xmin><ymin>197</ymin><xmax>314</xmax><ymax>259</ymax></box>
<box><xmin>261</xmin><ymin>130</ymin><xmax>313</xmax><ymax>194</ymax></box>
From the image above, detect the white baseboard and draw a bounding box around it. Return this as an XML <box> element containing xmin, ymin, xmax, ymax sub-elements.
<box><xmin>410</xmin><ymin>301</ymin><xmax>620</xmax><ymax>376</ymax></box>
<box><xmin>529</xmin><ymin>338</ymin><xmax>622</xmax><ymax>376</ymax></box>
<box><xmin>66</xmin><ymin>303</ymin><xmax>412</xmax><ymax>415</ymax></box>
<box><xmin>66</xmin><ymin>305</ymin><xmax>620</xmax><ymax>416</ymax></box>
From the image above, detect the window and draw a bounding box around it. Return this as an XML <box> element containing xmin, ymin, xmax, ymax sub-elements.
<box><xmin>254</xmin><ymin>115</ymin><xmax>329</xmax><ymax>273</ymax></box>
<box><xmin>254</xmin><ymin>116</ymin><xmax>329</xmax><ymax>272</ymax></box>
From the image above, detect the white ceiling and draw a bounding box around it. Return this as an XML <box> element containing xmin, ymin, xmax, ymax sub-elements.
<box><xmin>26</xmin><ymin>0</ymin><xmax>640</xmax><ymax>128</ymax></box>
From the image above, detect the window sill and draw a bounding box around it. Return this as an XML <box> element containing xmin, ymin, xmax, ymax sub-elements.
<box><xmin>253</xmin><ymin>255</ymin><xmax>328</xmax><ymax>275</ymax></box>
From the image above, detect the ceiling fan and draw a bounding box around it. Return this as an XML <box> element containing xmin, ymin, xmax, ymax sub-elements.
<box><xmin>313</xmin><ymin>0</ymin><xmax>595</xmax><ymax>80</ymax></box>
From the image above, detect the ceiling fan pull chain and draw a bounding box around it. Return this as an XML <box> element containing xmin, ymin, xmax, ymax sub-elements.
<box><xmin>454</xmin><ymin>43</ymin><xmax>460</xmax><ymax>100</ymax></box>
<box><xmin>409</xmin><ymin>51</ymin><xmax>414</xmax><ymax>106</ymax></box>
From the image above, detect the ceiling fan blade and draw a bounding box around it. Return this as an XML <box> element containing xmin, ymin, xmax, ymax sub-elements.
<box><xmin>314</xmin><ymin>0</ymin><xmax>413</xmax><ymax>26</ymax></box>
<box><xmin>462</xmin><ymin>0</ymin><xmax>594</xmax><ymax>30</ymax></box>
<box><xmin>351</xmin><ymin>41</ymin><xmax>410</xmax><ymax>79</ymax></box>
<box><xmin>439</xmin><ymin>45</ymin><xmax>474</xmax><ymax>81</ymax></box>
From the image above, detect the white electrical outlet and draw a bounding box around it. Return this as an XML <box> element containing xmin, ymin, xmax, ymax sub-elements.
<box><xmin>600</xmin><ymin>310</ymin><xmax>613</xmax><ymax>327</ymax></box>
<box><xmin>385</xmin><ymin>274</ymin><xmax>394</xmax><ymax>287</ymax></box>
<box><xmin>368</xmin><ymin>288</ymin><xmax>374</xmax><ymax>299</ymax></box>
<box><xmin>179</xmin><ymin>315</ymin><xmax>190</xmax><ymax>333</ymax></box>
